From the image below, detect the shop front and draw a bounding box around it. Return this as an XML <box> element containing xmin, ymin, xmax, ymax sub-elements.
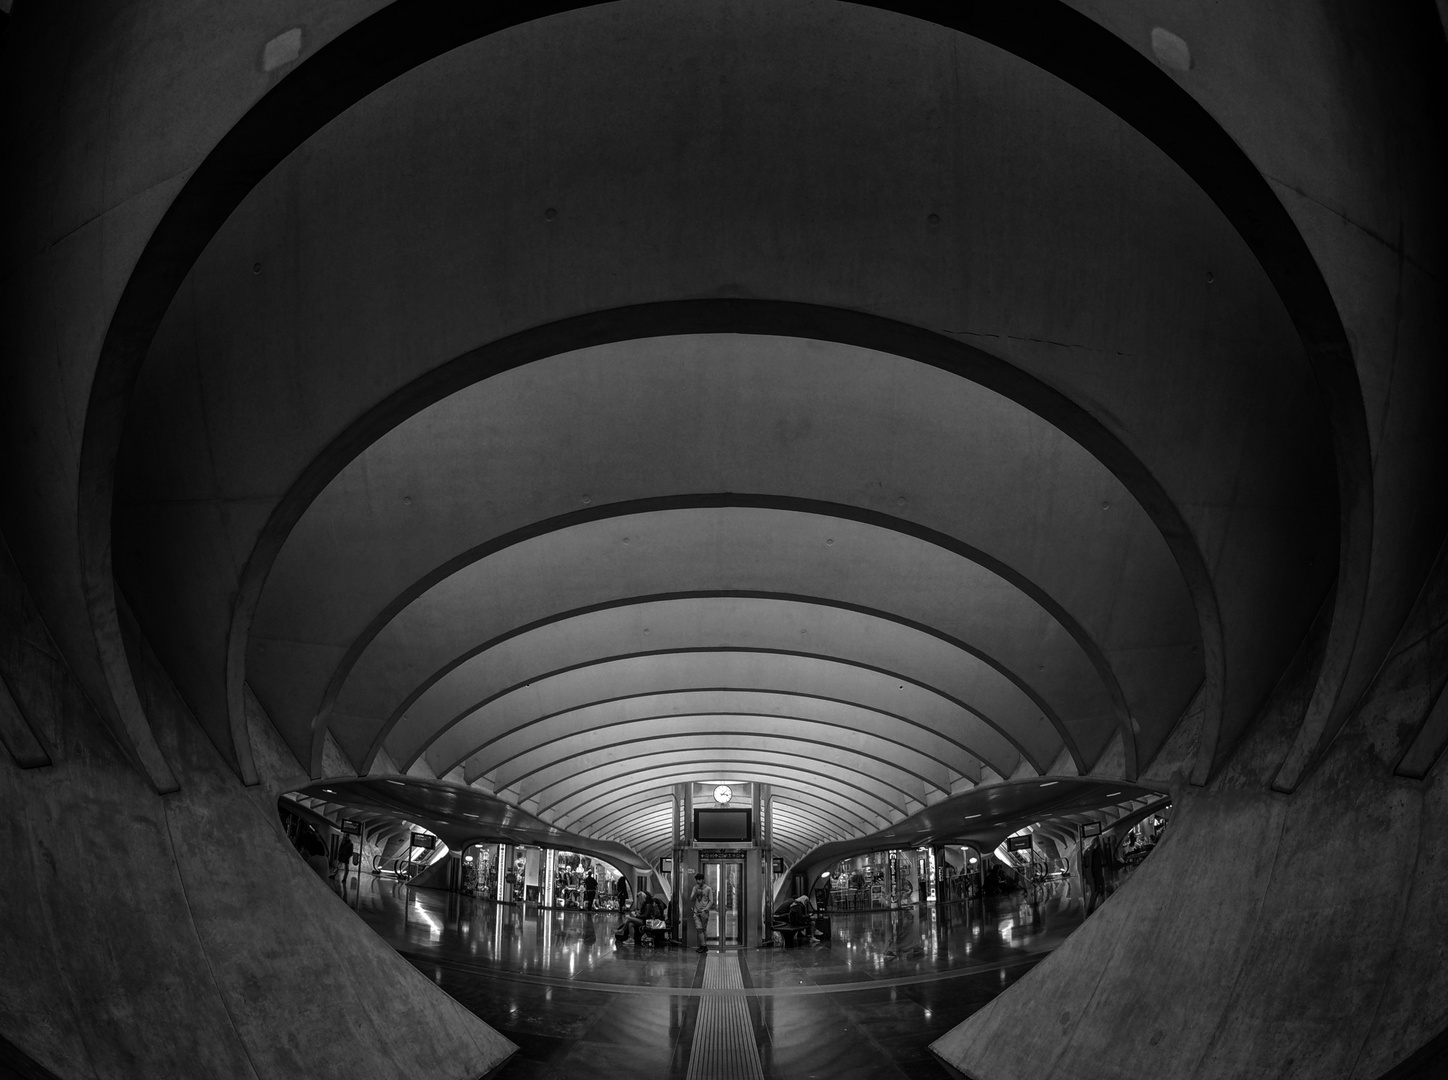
<box><xmin>821</xmin><ymin>847</ymin><xmax>939</xmax><ymax>910</ymax></box>
<box><xmin>541</xmin><ymin>850</ymin><xmax>625</xmax><ymax>910</ymax></box>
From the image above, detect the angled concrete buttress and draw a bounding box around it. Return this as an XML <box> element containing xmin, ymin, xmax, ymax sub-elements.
<box><xmin>931</xmin><ymin>544</ymin><xmax>1448</xmax><ymax>1080</ymax></box>
<box><xmin>0</xmin><ymin>544</ymin><xmax>514</xmax><ymax>1080</ymax></box>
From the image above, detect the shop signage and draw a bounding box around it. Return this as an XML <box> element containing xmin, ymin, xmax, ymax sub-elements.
<box><xmin>1081</xmin><ymin>821</ymin><xmax>1102</xmax><ymax>837</ymax></box>
<box><xmin>1007</xmin><ymin>834</ymin><xmax>1033</xmax><ymax>851</ymax></box>
<box><xmin>411</xmin><ymin>832</ymin><xmax>436</xmax><ymax>849</ymax></box>
<box><xmin>772</xmin><ymin>857</ymin><xmax>785</xmax><ymax>875</ymax></box>
<box><xmin>340</xmin><ymin>818</ymin><xmax>361</xmax><ymax>835</ymax></box>
<box><xmin>698</xmin><ymin>848</ymin><xmax>746</xmax><ymax>860</ymax></box>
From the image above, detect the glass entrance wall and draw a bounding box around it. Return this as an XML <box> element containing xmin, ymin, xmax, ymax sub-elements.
<box><xmin>703</xmin><ymin>860</ymin><xmax>744</xmax><ymax>945</ymax></box>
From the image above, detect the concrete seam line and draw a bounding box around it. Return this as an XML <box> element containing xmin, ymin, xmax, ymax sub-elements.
<box><xmin>1187</xmin><ymin>792</ymin><xmax>1292</xmax><ymax>1076</ymax></box>
<box><xmin>1340</xmin><ymin>782</ymin><xmax>1429</xmax><ymax>1079</ymax></box>
<box><xmin>161</xmin><ymin>802</ymin><xmax>265</xmax><ymax>1080</ymax></box>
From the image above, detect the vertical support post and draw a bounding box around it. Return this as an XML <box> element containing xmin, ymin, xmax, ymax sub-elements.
<box><xmin>672</xmin><ymin>783</ymin><xmax>686</xmax><ymax>945</ymax></box>
<box><xmin>1071</xmin><ymin>825</ymin><xmax>1085</xmax><ymax>907</ymax></box>
<box><xmin>758</xmin><ymin>782</ymin><xmax>772</xmax><ymax>946</ymax></box>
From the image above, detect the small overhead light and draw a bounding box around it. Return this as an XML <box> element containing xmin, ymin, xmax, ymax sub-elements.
<box><xmin>1107</xmin><ymin>792</ymin><xmax>1121</xmax><ymax>797</ymax></box>
<box><xmin>963</xmin><ymin>813</ymin><xmax>981</xmax><ymax>819</ymax></box>
<box><xmin>1040</xmin><ymin>782</ymin><xmax>1058</xmax><ymax>788</ymax></box>
<box><xmin>1150</xmin><ymin>27</ymin><xmax>1192</xmax><ymax>72</ymax></box>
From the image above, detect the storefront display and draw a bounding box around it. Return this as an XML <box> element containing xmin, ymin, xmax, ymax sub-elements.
<box><xmin>822</xmin><ymin>849</ymin><xmax>937</xmax><ymax>910</ymax></box>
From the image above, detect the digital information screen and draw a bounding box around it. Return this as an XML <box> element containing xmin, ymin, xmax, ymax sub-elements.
<box><xmin>694</xmin><ymin>808</ymin><xmax>752</xmax><ymax>842</ymax></box>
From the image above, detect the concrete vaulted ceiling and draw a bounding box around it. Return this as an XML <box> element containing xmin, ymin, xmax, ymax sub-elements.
<box><xmin>6</xmin><ymin>0</ymin><xmax>1447</xmax><ymax>1077</ymax></box>
<box><xmin>98</xmin><ymin>0</ymin><xmax>1358</xmax><ymax>865</ymax></box>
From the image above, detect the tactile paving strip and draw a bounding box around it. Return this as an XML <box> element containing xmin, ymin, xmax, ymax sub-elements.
<box><xmin>685</xmin><ymin>953</ymin><xmax>766</xmax><ymax>1080</ymax></box>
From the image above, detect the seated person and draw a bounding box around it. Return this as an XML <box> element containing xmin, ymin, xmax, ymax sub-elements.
<box><xmin>616</xmin><ymin>890</ymin><xmax>667</xmax><ymax>944</ymax></box>
<box><xmin>773</xmin><ymin>894</ymin><xmax>827</xmax><ymax>943</ymax></box>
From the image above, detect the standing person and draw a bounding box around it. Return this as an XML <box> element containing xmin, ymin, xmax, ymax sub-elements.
<box><xmin>1089</xmin><ymin>840</ymin><xmax>1107</xmax><ymax>911</ymax></box>
<box><xmin>583</xmin><ymin>869</ymin><xmax>598</xmax><ymax>910</ymax></box>
<box><xmin>689</xmin><ymin>872</ymin><xmax>715</xmax><ymax>954</ymax></box>
<box><xmin>615</xmin><ymin>873</ymin><xmax>630</xmax><ymax>911</ymax></box>
<box><xmin>335</xmin><ymin>834</ymin><xmax>355</xmax><ymax>890</ymax></box>
<box><xmin>299</xmin><ymin>831</ymin><xmax>330</xmax><ymax>881</ymax></box>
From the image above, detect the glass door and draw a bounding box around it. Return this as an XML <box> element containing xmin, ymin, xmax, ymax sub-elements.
<box><xmin>705</xmin><ymin>860</ymin><xmax>745</xmax><ymax>946</ymax></box>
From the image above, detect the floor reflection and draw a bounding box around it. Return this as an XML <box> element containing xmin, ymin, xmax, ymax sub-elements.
<box><xmin>343</xmin><ymin>875</ymin><xmax>1082</xmax><ymax>1078</ymax></box>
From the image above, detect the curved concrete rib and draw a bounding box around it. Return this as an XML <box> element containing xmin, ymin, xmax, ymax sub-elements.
<box><xmin>484</xmin><ymin>714</ymin><xmax>958</xmax><ymax>797</ymax></box>
<box><xmin>523</xmin><ymin>741</ymin><xmax>926</xmax><ymax>814</ymax></box>
<box><xmin>0</xmin><ymin>572</ymin><xmax>514</xmax><ymax>1080</ymax></box>
<box><xmin>420</xmin><ymin>649</ymin><xmax>1043</xmax><ymax>780</ymax></box>
<box><xmin>247</xmin><ymin>337</ymin><xmax>1192</xmax><ymax>773</ymax></box>
<box><xmin>350</xmin><ymin>583</ymin><xmax>1076</xmax><ymax>778</ymax></box>
<box><xmin>547</xmin><ymin>756</ymin><xmax>900</xmax><ymax>831</ymax></box>
<box><xmin>93</xmin><ymin>0</ymin><xmax>1348</xmax><ymax>821</ymax></box>
<box><xmin>583</xmin><ymin>786</ymin><xmax>867</xmax><ymax>848</ymax></box>
<box><xmin>461</xmin><ymin>690</ymin><xmax>991</xmax><ymax>787</ymax></box>
<box><xmin>311</xmin><ymin>506</ymin><xmax>1116</xmax><ymax>775</ymax></box>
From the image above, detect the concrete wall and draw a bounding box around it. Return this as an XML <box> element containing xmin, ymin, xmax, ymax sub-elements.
<box><xmin>932</xmin><ymin>541</ymin><xmax>1448</xmax><ymax>1079</ymax></box>
<box><xmin>0</xmin><ymin>542</ymin><xmax>513</xmax><ymax>1080</ymax></box>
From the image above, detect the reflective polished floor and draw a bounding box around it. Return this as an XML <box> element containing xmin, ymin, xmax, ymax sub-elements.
<box><xmin>344</xmin><ymin>875</ymin><xmax>1082</xmax><ymax>1079</ymax></box>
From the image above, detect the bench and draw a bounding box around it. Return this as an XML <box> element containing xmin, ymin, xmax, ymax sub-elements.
<box><xmin>771</xmin><ymin>921</ymin><xmax>810</xmax><ymax>946</ymax></box>
<box><xmin>641</xmin><ymin>918</ymin><xmax>677</xmax><ymax>947</ymax></box>
<box><xmin>617</xmin><ymin>915</ymin><xmax>678</xmax><ymax>947</ymax></box>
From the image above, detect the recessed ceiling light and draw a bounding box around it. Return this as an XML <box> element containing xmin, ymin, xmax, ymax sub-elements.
<box><xmin>1107</xmin><ymin>791</ymin><xmax>1121</xmax><ymax>797</ymax></box>
<box><xmin>963</xmin><ymin>813</ymin><xmax>981</xmax><ymax>819</ymax></box>
<box><xmin>1040</xmin><ymin>782</ymin><xmax>1058</xmax><ymax>787</ymax></box>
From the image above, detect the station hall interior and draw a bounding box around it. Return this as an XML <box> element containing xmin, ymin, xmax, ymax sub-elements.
<box><xmin>0</xmin><ymin>2</ymin><xmax>1444</xmax><ymax>1078</ymax></box>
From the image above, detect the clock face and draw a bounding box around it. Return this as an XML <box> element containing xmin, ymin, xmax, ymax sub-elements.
<box><xmin>713</xmin><ymin>784</ymin><xmax>732</xmax><ymax>804</ymax></box>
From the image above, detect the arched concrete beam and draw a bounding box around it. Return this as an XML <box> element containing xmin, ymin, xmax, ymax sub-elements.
<box><xmin>538</xmin><ymin>748</ymin><xmax>912</xmax><ymax>826</ymax></box>
<box><xmin>576</xmin><ymin>786</ymin><xmax>857</xmax><ymax>843</ymax></box>
<box><xmin>248</xmin><ymin>338</ymin><xmax>1192</xmax><ymax>778</ymax></box>
<box><xmin>563</xmin><ymin>772</ymin><xmax>915</xmax><ymax>853</ymax></box>
<box><xmin>73</xmin><ymin>0</ymin><xmax>1367</xmax><ymax>807</ymax></box>
<box><xmin>482</xmin><ymin>715</ymin><xmax>960</xmax><ymax>797</ymax></box>
<box><xmin>583</xmin><ymin>786</ymin><xmax>870</xmax><ymax>847</ymax></box>
<box><xmin>459</xmin><ymin>691</ymin><xmax>994</xmax><ymax>789</ymax></box>
<box><xmin>769</xmin><ymin>806</ymin><xmax>853</xmax><ymax>847</ymax></box>
<box><xmin>369</xmin><ymin>572</ymin><xmax>1058</xmax><ymax>779</ymax></box>
<box><xmin>550</xmin><ymin>765</ymin><xmax>893</xmax><ymax>836</ymax></box>
<box><xmin>595</xmin><ymin>807</ymin><xmax>673</xmax><ymax>846</ymax></box>
<box><xmin>769</xmin><ymin>807</ymin><xmax>845</xmax><ymax>842</ymax></box>
<box><xmin>514</xmin><ymin>739</ymin><xmax>935</xmax><ymax>813</ymax></box>
<box><xmin>613</xmin><ymin>831</ymin><xmax>674</xmax><ymax>860</ymax></box>
<box><xmin>583</xmin><ymin>785</ymin><xmax>869</xmax><ymax>845</ymax></box>
<box><xmin>327</xmin><ymin>527</ymin><xmax>1126</xmax><ymax>782</ymax></box>
<box><xmin>421</xmin><ymin>650</ymin><xmax>1052</xmax><ymax>780</ymax></box>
